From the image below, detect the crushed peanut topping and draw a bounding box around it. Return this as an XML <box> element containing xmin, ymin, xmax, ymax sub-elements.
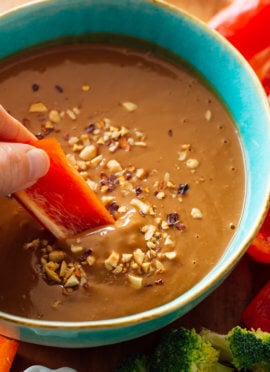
<box><xmin>191</xmin><ymin>208</ymin><xmax>203</xmax><ymax>219</ymax></box>
<box><xmin>81</xmin><ymin>84</ymin><xmax>90</xmax><ymax>92</ymax></box>
<box><xmin>29</xmin><ymin>102</ymin><xmax>48</xmax><ymax>113</ymax></box>
<box><xmin>23</xmin><ymin>89</ymin><xmax>205</xmax><ymax>292</ymax></box>
<box><xmin>186</xmin><ymin>158</ymin><xmax>199</xmax><ymax>169</ymax></box>
<box><xmin>49</xmin><ymin>109</ymin><xmax>61</xmax><ymax>123</ymax></box>
<box><xmin>205</xmin><ymin>109</ymin><xmax>212</xmax><ymax>121</ymax></box>
<box><xmin>121</xmin><ymin>101</ymin><xmax>138</xmax><ymax>112</ymax></box>
<box><xmin>24</xmin><ymin>239</ymin><xmax>90</xmax><ymax>291</ymax></box>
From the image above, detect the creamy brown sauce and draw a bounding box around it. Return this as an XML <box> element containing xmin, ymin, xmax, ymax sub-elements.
<box><xmin>0</xmin><ymin>43</ymin><xmax>244</xmax><ymax>321</ymax></box>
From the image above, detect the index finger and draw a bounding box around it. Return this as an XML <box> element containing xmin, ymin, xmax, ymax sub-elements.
<box><xmin>0</xmin><ymin>105</ymin><xmax>37</xmax><ymax>143</ymax></box>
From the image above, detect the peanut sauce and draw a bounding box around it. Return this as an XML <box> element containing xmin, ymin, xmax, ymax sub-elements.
<box><xmin>0</xmin><ymin>43</ymin><xmax>244</xmax><ymax>321</ymax></box>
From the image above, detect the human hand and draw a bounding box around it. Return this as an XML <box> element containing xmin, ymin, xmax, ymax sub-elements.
<box><xmin>0</xmin><ymin>106</ymin><xmax>50</xmax><ymax>196</ymax></box>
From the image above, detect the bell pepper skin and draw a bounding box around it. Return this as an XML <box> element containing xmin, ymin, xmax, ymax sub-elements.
<box><xmin>0</xmin><ymin>336</ymin><xmax>19</xmax><ymax>372</ymax></box>
<box><xmin>247</xmin><ymin>213</ymin><xmax>270</xmax><ymax>263</ymax></box>
<box><xmin>242</xmin><ymin>281</ymin><xmax>270</xmax><ymax>332</ymax></box>
<box><xmin>248</xmin><ymin>234</ymin><xmax>270</xmax><ymax>263</ymax></box>
<box><xmin>209</xmin><ymin>0</ymin><xmax>270</xmax><ymax>60</ymax></box>
<box><xmin>210</xmin><ymin>1</ymin><xmax>270</xmax><ymax>263</ymax></box>
<box><xmin>249</xmin><ymin>46</ymin><xmax>270</xmax><ymax>96</ymax></box>
<box><xmin>15</xmin><ymin>137</ymin><xmax>114</xmax><ymax>240</ymax></box>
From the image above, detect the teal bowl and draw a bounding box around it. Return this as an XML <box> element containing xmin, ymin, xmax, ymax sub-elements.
<box><xmin>0</xmin><ymin>0</ymin><xmax>270</xmax><ymax>348</ymax></box>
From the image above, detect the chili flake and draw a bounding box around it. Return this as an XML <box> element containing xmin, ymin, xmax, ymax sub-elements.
<box><xmin>166</xmin><ymin>212</ymin><xmax>180</xmax><ymax>227</ymax></box>
<box><xmin>55</xmin><ymin>84</ymin><xmax>64</xmax><ymax>93</ymax></box>
<box><xmin>32</xmin><ymin>83</ymin><xmax>40</xmax><ymax>92</ymax></box>
<box><xmin>85</xmin><ymin>123</ymin><xmax>95</xmax><ymax>133</ymax></box>
<box><xmin>177</xmin><ymin>184</ymin><xmax>189</xmax><ymax>195</ymax></box>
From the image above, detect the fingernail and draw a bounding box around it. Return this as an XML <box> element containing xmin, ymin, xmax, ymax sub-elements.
<box><xmin>27</xmin><ymin>148</ymin><xmax>50</xmax><ymax>182</ymax></box>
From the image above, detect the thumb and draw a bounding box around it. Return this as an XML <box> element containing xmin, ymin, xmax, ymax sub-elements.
<box><xmin>0</xmin><ymin>142</ymin><xmax>50</xmax><ymax>196</ymax></box>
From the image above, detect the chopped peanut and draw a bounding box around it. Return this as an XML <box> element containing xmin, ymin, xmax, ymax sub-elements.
<box><xmin>81</xmin><ymin>84</ymin><xmax>90</xmax><ymax>91</ymax></box>
<box><xmin>49</xmin><ymin>109</ymin><xmax>61</xmax><ymax>123</ymax></box>
<box><xmin>79</xmin><ymin>145</ymin><xmax>97</xmax><ymax>161</ymax></box>
<box><xmin>64</xmin><ymin>274</ymin><xmax>80</xmax><ymax>288</ymax></box>
<box><xmin>128</xmin><ymin>274</ymin><xmax>143</xmax><ymax>289</ymax></box>
<box><xmin>133</xmin><ymin>248</ymin><xmax>145</xmax><ymax>265</ymax></box>
<box><xmin>130</xmin><ymin>198</ymin><xmax>151</xmax><ymax>214</ymax></box>
<box><xmin>49</xmin><ymin>250</ymin><xmax>65</xmax><ymax>262</ymax></box>
<box><xmin>107</xmin><ymin>159</ymin><xmax>122</xmax><ymax>172</ymax></box>
<box><xmin>70</xmin><ymin>244</ymin><xmax>84</xmax><ymax>254</ymax></box>
<box><xmin>186</xmin><ymin>158</ymin><xmax>199</xmax><ymax>169</ymax></box>
<box><xmin>191</xmin><ymin>208</ymin><xmax>203</xmax><ymax>219</ymax></box>
<box><xmin>29</xmin><ymin>102</ymin><xmax>48</xmax><ymax>113</ymax></box>
<box><xmin>121</xmin><ymin>101</ymin><xmax>138</xmax><ymax>112</ymax></box>
<box><xmin>164</xmin><ymin>251</ymin><xmax>177</xmax><ymax>260</ymax></box>
<box><xmin>105</xmin><ymin>251</ymin><xmax>120</xmax><ymax>270</ymax></box>
<box><xmin>205</xmin><ymin>109</ymin><xmax>212</xmax><ymax>121</ymax></box>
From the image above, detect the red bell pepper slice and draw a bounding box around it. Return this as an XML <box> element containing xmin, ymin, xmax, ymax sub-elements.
<box><xmin>209</xmin><ymin>0</ymin><xmax>270</xmax><ymax>61</ymax></box>
<box><xmin>15</xmin><ymin>137</ymin><xmax>114</xmax><ymax>240</ymax></box>
<box><xmin>242</xmin><ymin>280</ymin><xmax>270</xmax><ymax>332</ymax></box>
<box><xmin>247</xmin><ymin>233</ymin><xmax>270</xmax><ymax>263</ymax></box>
<box><xmin>247</xmin><ymin>213</ymin><xmax>270</xmax><ymax>263</ymax></box>
<box><xmin>210</xmin><ymin>1</ymin><xmax>270</xmax><ymax>263</ymax></box>
<box><xmin>241</xmin><ymin>47</ymin><xmax>270</xmax><ymax>262</ymax></box>
<box><xmin>249</xmin><ymin>46</ymin><xmax>270</xmax><ymax>96</ymax></box>
<box><xmin>0</xmin><ymin>335</ymin><xmax>19</xmax><ymax>372</ymax></box>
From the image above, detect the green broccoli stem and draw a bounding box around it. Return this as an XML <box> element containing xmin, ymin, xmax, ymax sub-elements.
<box><xmin>201</xmin><ymin>326</ymin><xmax>270</xmax><ymax>371</ymax></box>
<box><xmin>215</xmin><ymin>363</ymin><xmax>234</xmax><ymax>372</ymax></box>
<box><xmin>200</xmin><ymin>328</ymin><xmax>233</xmax><ymax>363</ymax></box>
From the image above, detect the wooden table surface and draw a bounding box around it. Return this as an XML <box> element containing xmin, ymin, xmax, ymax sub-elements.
<box><xmin>0</xmin><ymin>0</ymin><xmax>231</xmax><ymax>20</ymax></box>
<box><xmin>1</xmin><ymin>1</ymin><xmax>268</xmax><ymax>371</ymax></box>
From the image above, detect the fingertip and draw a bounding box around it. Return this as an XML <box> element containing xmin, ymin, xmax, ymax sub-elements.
<box><xmin>26</xmin><ymin>148</ymin><xmax>50</xmax><ymax>182</ymax></box>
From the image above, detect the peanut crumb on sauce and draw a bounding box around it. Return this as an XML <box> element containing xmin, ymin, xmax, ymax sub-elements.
<box><xmin>22</xmin><ymin>91</ymin><xmax>206</xmax><ymax>292</ymax></box>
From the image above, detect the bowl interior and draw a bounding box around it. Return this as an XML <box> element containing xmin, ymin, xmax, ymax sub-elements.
<box><xmin>0</xmin><ymin>0</ymin><xmax>270</xmax><ymax>347</ymax></box>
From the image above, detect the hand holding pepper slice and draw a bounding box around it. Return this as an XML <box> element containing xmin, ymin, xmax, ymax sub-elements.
<box><xmin>15</xmin><ymin>137</ymin><xmax>115</xmax><ymax>240</ymax></box>
<box><xmin>0</xmin><ymin>106</ymin><xmax>114</xmax><ymax>239</ymax></box>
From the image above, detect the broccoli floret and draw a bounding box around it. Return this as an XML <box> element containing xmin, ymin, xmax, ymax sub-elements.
<box><xmin>115</xmin><ymin>351</ymin><xmax>149</xmax><ymax>372</ymax></box>
<box><xmin>149</xmin><ymin>327</ymin><xmax>233</xmax><ymax>371</ymax></box>
<box><xmin>201</xmin><ymin>326</ymin><xmax>270</xmax><ymax>371</ymax></box>
<box><xmin>116</xmin><ymin>326</ymin><xmax>270</xmax><ymax>371</ymax></box>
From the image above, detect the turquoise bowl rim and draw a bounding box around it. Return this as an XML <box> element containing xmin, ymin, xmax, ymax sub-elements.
<box><xmin>0</xmin><ymin>0</ymin><xmax>270</xmax><ymax>347</ymax></box>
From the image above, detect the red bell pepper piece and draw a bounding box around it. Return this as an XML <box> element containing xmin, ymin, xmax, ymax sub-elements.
<box><xmin>15</xmin><ymin>137</ymin><xmax>114</xmax><ymax>240</ymax></box>
<box><xmin>242</xmin><ymin>50</ymin><xmax>270</xmax><ymax>263</ymax></box>
<box><xmin>249</xmin><ymin>46</ymin><xmax>270</xmax><ymax>96</ymax></box>
<box><xmin>209</xmin><ymin>0</ymin><xmax>270</xmax><ymax>60</ymax></box>
<box><xmin>247</xmin><ymin>213</ymin><xmax>270</xmax><ymax>263</ymax></box>
<box><xmin>210</xmin><ymin>1</ymin><xmax>270</xmax><ymax>263</ymax></box>
<box><xmin>247</xmin><ymin>233</ymin><xmax>270</xmax><ymax>263</ymax></box>
<box><xmin>242</xmin><ymin>280</ymin><xmax>270</xmax><ymax>332</ymax></box>
<box><xmin>0</xmin><ymin>335</ymin><xmax>19</xmax><ymax>372</ymax></box>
